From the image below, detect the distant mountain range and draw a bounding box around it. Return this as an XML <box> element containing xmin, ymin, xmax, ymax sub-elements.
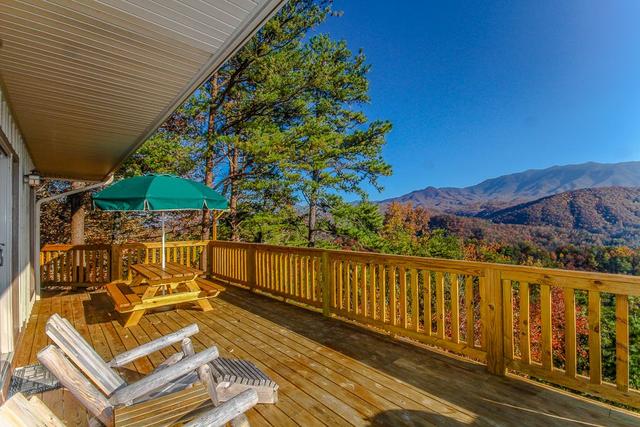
<box><xmin>380</xmin><ymin>161</ymin><xmax>640</xmax><ymax>216</ymax></box>
<box><xmin>379</xmin><ymin>161</ymin><xmax>640</xmax><ymax>246</ymax></box>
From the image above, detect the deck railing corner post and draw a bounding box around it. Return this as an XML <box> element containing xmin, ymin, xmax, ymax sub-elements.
<box><xmin>206</xmin><ymin>240</ymin><xmax>215</xmax><ymax>278</ymax></box>
<box><xmin>484</xmin><ymin>267</ymin><xmax>506</xmax><ymax>376</ymax></box>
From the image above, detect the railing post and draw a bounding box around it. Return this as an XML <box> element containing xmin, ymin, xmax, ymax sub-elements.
<box><xmin>110</xmin><ymin>244</ymin><xmax>122</xmax><ymax>282</ymax></box>
<box><xmin>247</xmin><ymin>244</ymin><xmax>256</xmax><ymax>290</ymax></box>
<box><xmin>483</xmin><ymin>268</ymin><xmax>505</xmax><ymax>375</ymax></box>
<box><xmin>206</xmin><ymin>240</ymin><xmax>214</xmax><ymax>278</ymax></box>
<box><xmin>321</xmin><ymin>250</ymin><xmax>331</xmax><ymax>317</ymax></box>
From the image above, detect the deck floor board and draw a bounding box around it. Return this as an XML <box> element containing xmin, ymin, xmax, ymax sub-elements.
<box><xmin>12</xmin><ymin>287</ymin><xmax>640</xmax><ymax>426</ymax></box>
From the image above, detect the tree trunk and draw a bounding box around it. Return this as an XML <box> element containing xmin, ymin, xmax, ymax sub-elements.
<box><xmin>70</xmin><ymin>182</ymin><xmax>85</xmax><ymax>244</ymax></box>
<box><xmin>307</xmin><ymin>170</ymin><xmax>321</xmax><ymax>247</ymax></box>
<box><xmin>229</xmin><ymin>147</ymin><xmax>240</xmax><ymax>241</ymax></box>
<box><xmin>307</xmin><ymin>199</ymin><xmax>317</xmax><ymax>247</ymax></box>
<box><xmin>201</xmin><ymin>75</ymin><xmax>219</xmax><ymax>240</ymax></box>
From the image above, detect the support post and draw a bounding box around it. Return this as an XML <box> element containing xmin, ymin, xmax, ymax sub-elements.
<box><xmin>212</xmin><ymin>211</ymin><xmax>224</xmax><ymax>241</ymax></box>
<box><xmin>206</xmin><ymin>240</ymin><xmax>215</xmax><ymax>278</ymax></box>
<box><xmin>321</xmin><ymin>251</ymin><xmax>331</xmax><ymax>317</ymax></box>
<box><xmin>484</xmin><ymin>268</ymin><xmax>505</xmax><ymax>375</ymax></box>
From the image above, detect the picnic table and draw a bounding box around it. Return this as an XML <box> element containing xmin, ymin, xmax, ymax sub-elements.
<box><xmin>107</xmin><ymin>262</ymin><xmax>224</xmax><ymax>327</ymax></box>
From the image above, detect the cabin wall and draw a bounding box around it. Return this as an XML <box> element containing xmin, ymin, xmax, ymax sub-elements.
<box><xmin>0</xmin><ymin>85</ymin><xmax>36</xmax><ymax>399</ymax></box>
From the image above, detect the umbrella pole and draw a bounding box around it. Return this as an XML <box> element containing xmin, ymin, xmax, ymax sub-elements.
<box><xmin>161</xmin><ymin>212</ymin><xmax>166</xmax><ymax>269</ymax></box>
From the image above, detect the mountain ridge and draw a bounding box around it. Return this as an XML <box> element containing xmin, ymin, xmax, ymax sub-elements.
<box><xmin>379</xmin><ymin>161</ymin><xmax>640</xmax><ymax>215</ymax></box>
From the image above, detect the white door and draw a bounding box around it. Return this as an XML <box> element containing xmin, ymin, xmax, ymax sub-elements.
<box><xmin>0</xmin><ymin>150</ymin><xmax>13</xmax><ymax>352</ymax></box>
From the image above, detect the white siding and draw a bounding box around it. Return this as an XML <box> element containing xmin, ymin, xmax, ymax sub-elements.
<box><xmin>0</xmin><ymin>85</ymin><xmax>35</xmax><ymax>353</ymax></box>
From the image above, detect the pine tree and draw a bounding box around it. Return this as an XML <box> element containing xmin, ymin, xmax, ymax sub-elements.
<box><xmin>165</xmin><ymin>0</ymin><xmax>332</xmax><ymax>241</ymax></box>
<box><xmin>282</xmin><ymin>35</ymin><xmax>392</xmax><ymax>246</ymax></box>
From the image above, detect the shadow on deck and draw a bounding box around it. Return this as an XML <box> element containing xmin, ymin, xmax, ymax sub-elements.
<box><xmin>13</xmin><ymin>286</ymin><xmax>640</xmax><ymax>426</ymax></box>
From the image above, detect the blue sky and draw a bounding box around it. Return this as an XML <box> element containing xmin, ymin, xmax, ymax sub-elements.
<box><xmin>315</xmin><ymin>1</ymin><xmax>640</xmax><ymax>200</ymax></box>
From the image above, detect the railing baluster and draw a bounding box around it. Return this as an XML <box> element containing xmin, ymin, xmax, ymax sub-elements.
<box><xmin>451</xmin><ymin>274</ymin><xmax>460</xmax><ymax>343</ymax></box>
<box><xmin>369</xmin><ymin>263</ymin><xmax>380</xmax><ymax>320</ymax></box>
<box><xmin>520</xmin><ymin>282</ymin><xmax>531</xmax><ymax>364</ymax></box>
<box><xmin>346</xmin><ymin>261</ymin><xmax>352</xmax><ymax>312</ymax></box>
<box><xmin>564</xmin><ymin>288</ymin><xmax>576</xmax><ymax>379</ymax></box>
<box><xmin>79</xmin><ymin>250</ymin><xmax>86</xmax><ymax>283</ymax></box>
<box><xmin>390</xmin><ymin>266</ymin><xmax>397</xmax><ymax>326</ymax></box>
<box><xmin>336</xmin><ymin>260</ymin><xmax>343</xmax><ymax>308</ymax></box>
<box><xmin>436</xmin><ymin>272</ymin><xmax>444</xmax><ymax>339</ymax></box>
<box><xmin>426</xmin><ymin>272</ymin><xmax>433</xmax><ymax>335</ymax></box>
<box><xmin>541</xmin><ymin>284</ymin><xmax>552</xmax><ymax>370</ymax></box>
<box><xmin>68</xmin><ymin>250</ymin><xmax>74</xmax><ymax>283</ymax></box>
<box><xmin>90</xmin><ymin>250</ymin><xmax>95</xmax><ymax>283</ymax></box>
<box><xmin>281</xmin><ymin>253</ymin><xmax>286</xmax><ymax>294</ymax></box>
<box><xmin>354</xmin><ymin>263</ymin><xmax>361</xmax><ymax>315</ymax></box>
<box><xmin>615</xmin><ymin>294</ymin><xmax>629</xmax><ymax>392</ymax></box>
<box><xmin>379</xmin><ymin>264</ymin><xmax>386</xmax><ymax>323</ymax></box>
<box><xmin>286</xmin><ymin>253</ymin><xmax>292</xmax><ymax>295</ymax></box>
<box><xmin>588</xmin><ymin>290</ymin><xmax>602</xmax><ymax>384</ymax></box>
<box><xmin>314</xmin><ymin>256</ymin><xmax>320</xmax><ymax>302</ymax></box>
<box><xmin>465</xmin><ymin>276</ymin><xmax>473</xmax><ymax>345</ymax></box>
<box><xmin>362</xmin><ymin>264</ymin><xmax>368</xmax><ymax>318</ymax></box>
<box><xmin>399</xmin><ymin>266</ymin><xmax>407</xmax><ymax>328</ymax></box>
<box><xmin>502</xmin><ymin>279</ymin><xmax>513</xmax><ymax>360</ymax></box>
<box><xmin>300</xmin><ymin>256</ymin><xmax>306</xmax><ymax>299</ymax></box>
<box><xmin>411</xmin><ymin>268</ymin><xmax>419</xmax><ymax>332</ymax></box>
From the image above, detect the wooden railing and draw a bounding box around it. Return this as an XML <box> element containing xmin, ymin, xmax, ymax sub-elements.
<box><xmin>40</xmin><ymin>241</ymin><xmax>208</xmax><ymax>286</ymax></box>
<box><xmin>208</xmin><ymin>241</ymin><xmax>640</xmax><ymax>408</ymax></box>
<box><xmin>40</xmin><ymin>244</ymin><xmax>111</xmax><ymax>286</ymax></box>
<box><xmin>40</xmin><ymin>240</ymin><xmax>640</xmax><ymax>407</ymax></box>
<box><xmin>499</xmin><ymin>268</ymin><xmax>640</xmax><ymax>407</ymax></box>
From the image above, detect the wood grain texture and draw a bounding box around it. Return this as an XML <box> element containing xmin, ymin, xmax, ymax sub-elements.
<box><xmin>18</xmin><ymin>287</ymin><xmax>640</xmax><ymax>425</ymax></box>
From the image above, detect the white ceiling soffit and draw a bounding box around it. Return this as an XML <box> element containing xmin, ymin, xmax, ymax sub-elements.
<box><xmin>0</xmin><ymin>0</ymin><xmax>286</xmax><ymax>181</ymax></box>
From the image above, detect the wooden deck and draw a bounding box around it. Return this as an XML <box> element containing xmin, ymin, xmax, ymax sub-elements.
<box><xmin>13</xmin><ymin>286</ymin><xmax>640</xmax><ymax>426</ymax></box>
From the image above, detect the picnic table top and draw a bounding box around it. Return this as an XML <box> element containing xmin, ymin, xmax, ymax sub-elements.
<box><xmin>130</xmin><ymin>262</ymin><xmax>204</xmax><ymax>282</ymax></box>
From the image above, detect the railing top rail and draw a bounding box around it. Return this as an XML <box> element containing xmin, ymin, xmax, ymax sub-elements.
<box><xmin>120</xmin><ymin>240</ymin><xmax>209</xmax><ymax>249</ymax></box>
<box><xmin>41</xmin><ymin>243</ymin><xmax>111</xmax><ymax>251</ymax></box>
<box><xmin>41</xmin><ymin>241</ymin><xmax>209</xmax><ymax>251</ymax></box>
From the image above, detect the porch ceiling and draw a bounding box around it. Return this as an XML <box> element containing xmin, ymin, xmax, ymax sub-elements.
<box><xmin>0</xmin><ymin>0</ymin><xmax>284</xmax><ymax>181</ymax></box>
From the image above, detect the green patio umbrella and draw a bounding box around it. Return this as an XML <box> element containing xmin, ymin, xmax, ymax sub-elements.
<box><xmin>93</xmin><ymin>174</ymin><xmax>228</xmax><ymax>268</ymax></box>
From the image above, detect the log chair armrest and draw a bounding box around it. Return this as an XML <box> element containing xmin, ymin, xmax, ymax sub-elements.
<box><xmin>108</xmin><ymin>324</ymin><xmax>199</xmax><ymax>368</ymax></box>
<box><xmin>109</xmin><ymin>346</ymin><xmax>219</xmax><ymax>406</ymax></box>
<box><xmin>184</xmin><ymin>389</ymin><xmax>258</xmax><ymax>427</ymax></box>
<box><xmin>150</xmin><ymin>351</ymin><xmax>185</xmax><ymax>373</ymax></box>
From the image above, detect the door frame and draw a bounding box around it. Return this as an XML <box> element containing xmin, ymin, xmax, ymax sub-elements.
<box><xmin>0</xmin><ymin>137</ymin><xmax>13</xmax><ymax>353</ymax></box>
<box><xmin>11</xmin><ymin>151</ymin><xmax>20</xmax><ymax>342</ymax></box>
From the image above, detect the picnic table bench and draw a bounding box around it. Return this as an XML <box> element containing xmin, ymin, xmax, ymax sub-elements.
<box><xmin>107</xmin><ymin>262</ymin><xmax>225</xmax><ymax>327</ymax></box>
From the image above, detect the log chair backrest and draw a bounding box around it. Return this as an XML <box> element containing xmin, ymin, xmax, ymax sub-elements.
<box><xmin>45</xmin><ymin>313</ymin><xmax>125</xmax><ymax>396</ymax></box>
<box><xmin>38</xmin><ymin>345</ymin><xmax>114</xmax><ymax>426</ymax></box>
